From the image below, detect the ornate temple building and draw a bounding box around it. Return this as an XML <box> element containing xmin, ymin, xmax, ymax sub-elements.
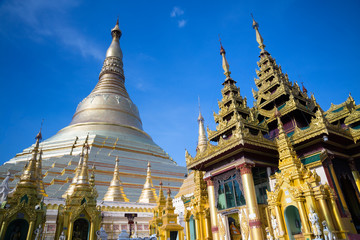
<box><xmin>182</xmin><ymin>17</ymin><xmax>360</xmax><ymax>240</ymax></box>
<box><xmin>0</xmin><ymin>20</ymin><xmax>187</xmax><ymax>239</ymax></box>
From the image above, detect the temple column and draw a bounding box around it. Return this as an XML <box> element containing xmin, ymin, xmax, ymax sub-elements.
<box><xmin>238</xmin><ymin>162</ymin><xmax>264</xmax><ymax>240</ymax></box>
<box><xmin>89</xmin><ymin>221</ymin><xmax>95</xmax><ymax>240</ymax></box>
<box><xmin>349</xmin><ymin>159</ymin><xmax>360</xmax><ymax>194</ymax></box>
<box><xmin>296</xmin><ymin>199</ymin><xmax>311</xmax><ymax>239</ymax></box>
<box><xmin>273</xmin><ymin>204</ymin><xmax>286</xmax><ymax>240</ymax></box>
<box><xmin>204</xmin><ymin>177</ymin><xmax>219</xmax><ymax>240</ymax></box>
<box><xmin>0</xmin><ymin>221</ymin><xmax>7</xmax><ymax>240</ymax></box>
<box><xmin>329</xmin><ymin>193</ymin><xmax>349</xmax><ymax>238</ymax></box>
<box><xmin>328</xmin><ymin>162</ymin><xmax>350</xmax><ymax>214</ymax></box>
<box><xmin>205</xmin><ymin>209</ymin><xmax>212</xmax><ymax>240</ymax></box>
<box><xmin>195</xmin><ymin>213</ymin><xmax>201</xmax><ymax>240</ymax></box>
<box><xmin>27</xmin><ymin>220</ymin><xmax>35</xmax><ymax>240</ymax></box>
<box><xmin>185</xmin><ymin>216</ymin><xmax>191</xmax><ymax>240</ymax></box>
<box><xmin>68</xmin><ymin>221</ymin><xmax>74</xmax><ymax>240</ymax></box>
<box><xmin>317</xmin><ymin>196</ymin><xmax>336</xmax><ymax>232</ymax></box>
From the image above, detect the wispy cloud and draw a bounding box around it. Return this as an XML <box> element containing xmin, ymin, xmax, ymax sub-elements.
<box><xmin>170</xmin><ymin>6</ymin><xmax>184</xmax><ymax>18</ymax></box>
<box><xmin>0</xmin><ymin>0</ymin><xmax>103</xmax><ymax>61</ymax></box>
<box><xmin>178</xmin><ymin>19</ymin><xmax>187</xmax><ymax>28</ymax></box>
<box><xmin>170</xmin><ymin>6</ymin><xmax>187</xmax><ymax>28</ymax></box>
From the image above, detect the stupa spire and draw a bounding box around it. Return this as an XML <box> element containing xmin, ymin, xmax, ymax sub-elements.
<box><xmin>138</xmin><ymin>162</ymin><xmax>158</xmax><ymax>203</ymax></box>
<box><xmin>219</xmin><ymin>39</ymin><xmax>231</xmax><ymax>78</ymax></box>
<box><xmin>76</xmin><ymin>142</ymin><xmax>90</xmax><ymax>187</ymax></box>
<box><xmin>251</xmin><ymin>14</ymin><xmax>266</xmax><ymax>53</ymax></box>
<box><xmin>62</xmin><ymin>136</ymin><xmax>88</xmax><ymax>197</ymax></box>
<box><xmin>275</xmin><ymin>112</ymin><xmax>302</xmax><ymax>171</ymax></box>
<box><xmin>36</xmin><ymin>149</ymin><xmax>47</xmax><ymax>197</ymax></box>
<box><xmin>18</xmin><ymin>131</ymin><xmax>42</xmax><ymax>188</ymax></box>
<box><xmin>197</xmin><ymin>98</ymin><xmax>207</xmax><ymax>153</ymax></box>
<box><xmin>103</xmin><ymin>156</ymin><xmax>129</xmax><ymax>202</ymax></box>
<box><xmin>157</xmin><ymin>181</ymin><xmax>166</xmax><ymax>207</ymax></box>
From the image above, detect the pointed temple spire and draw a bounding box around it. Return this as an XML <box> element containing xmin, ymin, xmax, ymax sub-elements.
<box><xmin>103</xmin><ymin>156</ymin><xmax>129</xmax><ymax>202</ymax></box>
<box><xmin>138</xmin><ymin>162</ymin><xmax>158</xmax><ymax>203</ymax></box>
<box><xmin>63</xmin><ymin>136</ymin><xmax>88</xmax><ymax>197</ymax></box>
<box><xmin>275</xmin><ymin>112</ymin><xmax>302</xmax><ymax>171</ymax></box>
<box><xmin>76</xmin><ymin>142</ymin><xmax>90</xmax><ymax>187</ymax></box>
<box><xmin>197</xmin><ymin>99</ymin><xmax>207</xmax><ymax>153</ymax></box>
<box><xmin>18</xmin><ymin>131</ymin><xmax>42</xmax><ymax>189</ymax></box>
<box><xmin>36</xmin><ymin>149</ymin><xmax>47</xmax><ymax>197</ymax></box>
<box><xmin>251</xmin><ymin>14</ymin><xmax>266</xmax><ymax>53</ymax></box>
<box><xmin>157</xmin><ymin>181</ymin><xmax>166</xmax><ymax>207</ymax></box>
<box><xmin>219</xmin><ymin>39</ymin><xmax>232</xmax><ymax>79</ymax></box>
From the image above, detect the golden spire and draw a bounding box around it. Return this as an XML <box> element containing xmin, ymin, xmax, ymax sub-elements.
<box><xmin>157</xmin><ymin>181</ymin><xmax>166</xmax><ymax>207</ymax></box>
<box><xmin>106</xmin><ymin>18</ymin><xmax>123</xmax><ymax>59</ymax></box>
<box><xmin>103</xmin><ymin>156</ymin><xmax>129</xmax><ymax>202</ymax></box>
<box><xmin>76</xmin><ymin>142</ymin><xmax>90</xmax><ymax>187</ymax></box>
<box><xmin>219</xmin><ymin>39</ymin><xmax>231</xmax><ymax>78</ymax></box>
<box><xmin>90</xmin><ymin>164</ymin><xmax>96</xmax><ymax>188</ymax></box>
<box><xmin>251</xmin><ymin>14</ymin><xmax>266</xmax><ymax>52</ymax></box>
<box><xmin>275</xmin><ymin>112</ymin><xmax>302</xmax><ymax>171</ymax></box>
<box><xmin>62</xmin><ymin>137</ymin><xmax>88</xmax><ymax>197</ymax></box>
<box><xmin>138</xmin><ymin>162</ymin><xmax>158</xmax><ymax>203</ymax></box>
<box><xmin>18</xmin><ymin>131</ymin><xmax>42</xmax><ymax>188</ymax></box>
<box><xmin>36</xmin><ymin>149</ymin><xmax>47</xmax><ymax>197</ymax></box>
<box><xmin>197</xmin><ymin>98</ymin><xmax>207</xmax><ymax>153</ymax></box>
<box><xmin>165</xmin><ymin>188</ymin><xmax>174</xmax><ymax>210</ymax></box>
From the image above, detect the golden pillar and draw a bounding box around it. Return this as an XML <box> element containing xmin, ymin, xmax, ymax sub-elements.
<box><xmin>329</xmin><ymin>194</ymin><xmax>348</xmax><ymax>238</ymax></box>
<box><xmin>0</xmin><ymin>221</ymin><xmax>6</xmax><ymax>240</ymax></box>
<box><xmin>195</xmin><ymin>213</ymin><xmax>200</xmax><ymax>240</ymax></box>
<box><xmin>89</xmin><ymin>221</ymin><xmax>95</xmax><ymax>240</ymax></box>
<box><xmin>185</xmin><ymin>217</ymin><xmax>191</xmax><ymax>240</ymax></box>
<box><xmin>238</xmin><ymin>162</ymin><xmax>264</xmax><ymax>240</ymax></box>
<box><xmin>349</xmin><ymin>159</ymin><xmax>360</xmax><ymax>194</ymax></box>
<box><xmin>205</xmin><ymin>177</ymin><xmax>219</xmax><ymax>240</ymax></box>
<box><xmin>273</xmin><ymin>205</ymin><xmax>286</xmax><ymax>239</ymax></box>
<box><xmin>27</xmin><ymin>220</ymin><xmax>35</xmax><ymax>240</ymax></box>
<box><xmin>68</xmin><ymin>221</ymin><xmax>74</xmax><ymax>240</ymax></box>
<box><xmin>318</xmin><ymin>196</ymin><xmax>336</xmax><ymax>231</ymax></box>
<box><xmin>328</xmin><ymin>162</ymin><xmax>349</xmax><ymax>213</ymax></box>
<box><xmin>296</xmin><ymin>200</ymin><xmax>311</xmax><ymax>239</ymax></box>
<box><xmin>205</xmin><ymin>210</ymin><xmax>212</xmax><ymax>240</ymax></box>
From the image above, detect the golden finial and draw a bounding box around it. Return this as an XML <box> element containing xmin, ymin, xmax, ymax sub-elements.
<box><xmin>90</xmin><ymin>164</ymin><xmax>96</xmax><ymax>188</ymax></box>
<box><xmin>103</xmin><ymin>156</ymin><xmax>129</xmax><ymax>202</ymax></box>
<box><xmin>36</xmin><ymin>149</ymin><xmax>47</xmax><ymax>197</ymax></box>
<box><xmin>76</xmin><ymin>142</ymin><xmax>90</xmax><ymax>186</ymax></box>
<box><xmin>138</xmin><ymin>162</ymin><xmax>158</xmax><ymax>203</ymax></box>
<box><xmin>219</xmin><ymin>36</ymin><xmax>231</xmax><ymax>78</ymax></box>
<box><xmin>251</xmin><ymin>14</ymin><xmax>266</xmax><ymax>52</ymax></box>
<box><xmin>106</xmin><ymin>18</ymin><xmax>123</xmax><ymax>59</ymax></box>
<box><xmin>197</xmin><ymin>98</ymin><xmax>207</xmax><ymax>154</ymax></box>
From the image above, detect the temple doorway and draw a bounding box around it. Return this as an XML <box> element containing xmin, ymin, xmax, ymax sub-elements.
<box><xmin>4</xmin><ymin>219</ymin><xmax>29</xmax><ymax>240</ymax></box>
<box><xmin>189</xmin><ymin>215</ymin><xmax>196</xmax><ymax>240</ymax></box>
<box><xmin>72</xmin><ymin>218</ymin><xmax>90</xmax><ymax>240</ymax></box>
<box><xmin>284</xmin><ymin>205</ymin><xmax>302</xmax><ymax>240</ymax></box>
<box><xmin>227</xmin><ymin>213</ymin><xmax>241</xmax><ymax>240</ymax></box>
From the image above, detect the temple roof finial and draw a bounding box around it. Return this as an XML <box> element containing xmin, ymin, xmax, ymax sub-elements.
<box><xmin>138</xmin><ymin>162</ymin><xmax>158</xmax><ymax>203</ymax></box>
<box><xmin>219</xmin><ymin>36</ymin><xmax>231</xmax><ymax>78</ymax></box>
<box><xmin>103</xmin><ymin>156</ymin><xmax>129</xmax><ymax>202</ymax></box>
<box><xmin>106</xmin><ymin>18</ymin><xmax>123</xmax><ymax>59</ymax></box>
<box><xmin>251</xmin><ymin>14</ymin><xmax>266</xmax><ymax>53</ymax></box>
<box><xmin>197</xmin><ymin>98</ymin><xmax>207</xmax><ymax>153</ymax></box>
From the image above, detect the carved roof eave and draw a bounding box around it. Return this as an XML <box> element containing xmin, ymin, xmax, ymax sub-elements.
<box><xmin>344</xmin><ymin>108</ymin><xmax>360</xmax><ymax>125</ymax></box>
<box><xmin>262</xmin><ymin>100</ymin><xmax>315</xmax><ymax>124</ymax></box>
<box><xmin>186</xmin><ymin>132</ymin><xmax>277</xmax><ymax>169</ymax></box>
<box><xmin>291</xmin><ymin>121</ymin><xmax>353</xmax><ymax>145</ymax></box>
<box><xmin>208</xmin><ymin>120</ymin><xmax>268</xmax><ymax>141</ymax></box>
<box><xmin>325</xmin><ymin>108</ymin><xmax>352</xmax><ymax>123</ymax></box>
<box><xmin>349</xmin><ymin>127</ymin><xmax>360</xmax><ymax>143</ymax></box>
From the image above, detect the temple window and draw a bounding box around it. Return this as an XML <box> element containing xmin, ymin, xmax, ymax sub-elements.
<box><xmin>216</xmin><ymin>174</ymin><xmax>246</xmax><ymax>210</ymax></box>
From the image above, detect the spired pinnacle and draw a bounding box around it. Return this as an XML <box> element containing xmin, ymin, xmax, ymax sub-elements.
<box><xmin>251</xmin><ymin>14</ymin><xmax>266</xmax><ymax>53</ymax></box>
<box><xmin>138</xmin><ymin>162</ymin><xmax>158</xmax><ymax>203</ymax></box>
<box><xmin>106</xmin><ymin>18</ymin><xmax>123</xmax><ymax>59</ymax></box>
<box><xmin>197</xmin><ymin>99</ymin><xmax>207</xmax><ymax>153</ymax></box>
<box><xmin>219</xmin><ymin>39</ymin><xmax>231</xmax><ymax>78</ymax></box>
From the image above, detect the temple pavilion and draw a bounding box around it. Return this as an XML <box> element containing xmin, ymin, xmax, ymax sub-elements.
<box><xmin>181</xmin><ymin>17</ymin><xmax>360</xmax><ymax>240</ymax></box>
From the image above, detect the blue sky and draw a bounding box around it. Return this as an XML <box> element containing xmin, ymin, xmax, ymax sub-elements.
<box><xmin>0</xmin><ymin>0</ymin><xmax>359</xmax><ymax>167</ymax></box>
